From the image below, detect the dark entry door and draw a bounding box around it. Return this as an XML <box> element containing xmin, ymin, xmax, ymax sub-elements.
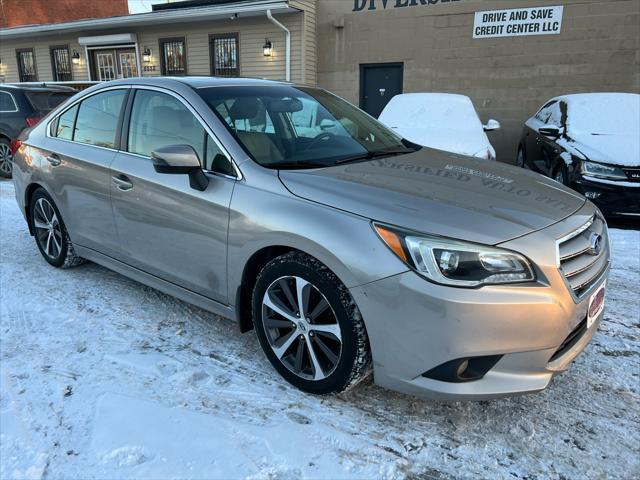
<box><xmin>360</xmin><ymin>63</ymin><xmax>403</xmax><ymax>118</ymax></box>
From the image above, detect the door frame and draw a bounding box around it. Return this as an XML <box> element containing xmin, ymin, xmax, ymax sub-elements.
<box><xmin>359</xmin><ymin>62</ymin><xmax>404</xmax><ymax>113</ymax></box>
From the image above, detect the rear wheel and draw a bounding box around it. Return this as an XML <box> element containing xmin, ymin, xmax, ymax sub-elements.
<box><xmin>0</xmin><ymin>138</ymin><xmax>12</xmax><ymax>179</ymax></box>
<box><xmin>252</xmin><ymin>252</ymin><xmax>371</xmax><ymax>394</ymax></box>
<box><xmin>30</xmin><ymin>189</ymin><xmax>85</xmax><ymax>268</ymax></box>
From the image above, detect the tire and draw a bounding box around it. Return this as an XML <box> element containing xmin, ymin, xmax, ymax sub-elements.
<box><xmin>516</xmin><ymin>146</ymin><xmax>526</xmax><ymax>168</ymax></box>
<box><xmin>29</xmin><ymin>188</ymin><xmax>86</xmax><ymax>269</ymax></box>
<box><xmin>0</xmin><ymin>137</ymin><xmax>12</xmax><ymax>179</ymax></box>
<box><xmin>553</xmin><ymin>164</ymin><xmax>569</xmax><ymax>186</ymax></box>
<box><xmin>252</xmin><ymin>252</ymin><xmax>371</xmax><ymax>395</ymax></box>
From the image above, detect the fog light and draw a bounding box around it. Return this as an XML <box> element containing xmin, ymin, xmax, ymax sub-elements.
<box><xmin>584</xmin><ymin>191</ymin><xmax>601</xmax><ymax>199</ymax></box>
<box><xmin>456</xmin><ymin>359</ymin><xmax>469</xmax><ymax>377</ymax></box>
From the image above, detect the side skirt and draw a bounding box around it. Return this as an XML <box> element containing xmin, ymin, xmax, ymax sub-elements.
<box><xmin>74</xmin><ymin>245</ymin><xmax>236</xmax><ymax>322</ymax></box>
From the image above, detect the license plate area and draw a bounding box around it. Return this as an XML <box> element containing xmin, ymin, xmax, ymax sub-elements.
<box><xmin>587</xmin><ymin>281</ymin><xmax>606</xmax><ymax>328</ymax></box>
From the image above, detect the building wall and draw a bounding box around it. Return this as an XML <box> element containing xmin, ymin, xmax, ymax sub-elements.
<box><xmin>316</xmin><ymin>0</ymin><xmax>640</xmax><ymax>163</ymax></box>
<box><xmin>0</xmin><ymin>0</ymin><xmax>129</xmax><ymax>28</ymax></box>
<box><xmin>290</xmin><ymin>0</ymin><xmax>318</xmax><ymax>85</ymax></box>
<box><xmin>0</xmin><ymin>12</ymin><xmax>307</xmax><ymax>84</ymax></box>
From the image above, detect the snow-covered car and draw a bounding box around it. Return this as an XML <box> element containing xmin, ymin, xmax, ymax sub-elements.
<box><xmin>517</xmin><ymin>93</ymin><xmax>640</xmax><ymax>219</ymax></box>
<box><xmin>378</xmin><ymin>93</ymin><xmax>501</xmax><ymax>161</ymax></box>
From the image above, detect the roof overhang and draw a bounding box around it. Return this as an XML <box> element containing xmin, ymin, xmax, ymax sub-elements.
<box><xmin>0</xmin><ymin>1</ymin><xmax>296</xmax><ymax>40</ymax></box>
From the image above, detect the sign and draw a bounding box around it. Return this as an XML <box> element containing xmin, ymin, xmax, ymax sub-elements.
<box><xmin>353</xmin><ymin>0</ymin><xmax>462</xmax><ymax>12</ymax></box>
<box><xmin>473</xmin><ymin>6</ymin><xmax>564</xmax><ymax>39</ymax></box>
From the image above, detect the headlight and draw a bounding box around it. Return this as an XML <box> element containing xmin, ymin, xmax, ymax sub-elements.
<box><xmin>374</xmin><ymin>224</ymin><xmax>535</xmax><ymax>287</ymax></box>
<box><xmin>580</xmin><ymin>161</ymin><xmax>627</xmax><ymax>180</ymax></box>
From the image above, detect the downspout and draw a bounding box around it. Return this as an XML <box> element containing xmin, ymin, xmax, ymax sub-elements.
<box><xmin>266</xmin><ymin>9</ymin><xmax>290</xmax><ymax>82</ymax></box>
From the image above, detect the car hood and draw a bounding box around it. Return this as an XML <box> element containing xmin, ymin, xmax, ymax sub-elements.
<box><xmin>568</xmin><ymin>132</ymin><xmax>640</xmax><ymax>167</ymax></box>
<box><xmin>279</xmin><ymin>149</ymin><xmax>586</xmax><ymax>245</ymax></box>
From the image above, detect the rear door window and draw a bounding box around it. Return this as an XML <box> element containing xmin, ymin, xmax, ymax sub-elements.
<box><xmin>55</xmin><ymin>104</ymin><xmax>79</xmax><ymax>141</ymax></box>
<box><xmin>74</xmin><ymin>90</ymin><xmax>127</xmax><ymax>149</ymax></box>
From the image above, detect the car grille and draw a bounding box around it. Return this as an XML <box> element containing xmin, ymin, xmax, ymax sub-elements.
<box><xmin>623</xmin><ymin>168</ymin><xmax>640</xmax><ymax>182</ymax></box>
<box><xmin>557</xmin><ymin>215</ymin><xmax>609</xmax><ymax>299</ymax></box>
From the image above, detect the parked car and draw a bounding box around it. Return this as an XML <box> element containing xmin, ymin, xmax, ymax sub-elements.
<box><xmin>0</xmin><ymin>84</ymin><xmax>77</xmax><ymax>178</ymax></box>
<box><xmin>12</xmin><ymin>78</ymin><xmax>609</xmax><ymax>400</ymax></box>
<box><xmin>518</xmin><ymin>93</ymin><xmax>640</xmax><ymax>219</ymax></box>
<box><xmin>378</xmin><ymin>93</ymin><xmax>501</xmax><ymax>160</ymax></box>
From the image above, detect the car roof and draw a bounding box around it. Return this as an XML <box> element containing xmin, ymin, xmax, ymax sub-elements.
<box><xmin>548</xmin><ymin>92</ymin><xmax>639</xmax><ymax>104</ymax></box>
<box><xmin>94</xmin><ymin>76</ymin><xmax>291</xmax><ymax>90</ymax></box>
<box><xmin>0</xmin><ymin>83</ymin><xmax>77</xmax><ymax>93</ymax></box>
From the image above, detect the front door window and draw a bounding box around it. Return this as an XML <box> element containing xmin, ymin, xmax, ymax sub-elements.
<box><xmin>119</xmin><ymin>52</ymin><xmax>138</xmax><ymax>78</ymax></box>
<box><xmin>91</xmin><ymin>48</ymin><xmax>139</xmax><ymax>81</ymax></box>
<box><xmin>96</xmin><ymin>53</ymin><xmax>116</xmax><ymax>81</ymax></box>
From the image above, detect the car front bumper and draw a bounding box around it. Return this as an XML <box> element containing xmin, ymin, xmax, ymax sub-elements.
<box><xmin>573</xmin><ymin>176</ymin><xmax>640</xmax><ymax>218</ymax></box>
<box><xmin>351</xmin><ymin>202</ymin><xmax>609</xmax><ymax>400</ymax></box>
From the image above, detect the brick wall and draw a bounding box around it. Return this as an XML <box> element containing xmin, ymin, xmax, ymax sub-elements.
<box><xmin>316</xmin><ymin>0</ymin><xmax>640</xmax><ymax>164</ymax></box>
<box><xmin>0</xmin><ymin>0</ymin><xmax>129</xmax><ymax>28</ymax></box>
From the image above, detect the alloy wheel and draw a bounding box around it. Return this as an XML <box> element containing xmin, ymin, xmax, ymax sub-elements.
<box><xmin>517</xmin><ymin>149</ymin><xmax>525</xmax><ymax>168</ymax></box>
<box><xmin>262</xmin><ymin>276</ymin><xmax>342</xmax><ymax>381</ymax></box>
<box><xmin>33</xmin><ymin>198</ymin><xmax>63</xmax><ymax>260</ymax></box>
<box><xmin>554</xmin><ymin>170</ymin><xmax>565</xmax><ymax>184</ymax></box>
<box><xmin>0</xmin><ymin>143</ymin><xmax>12</xmax><ymax>176</ymax></box>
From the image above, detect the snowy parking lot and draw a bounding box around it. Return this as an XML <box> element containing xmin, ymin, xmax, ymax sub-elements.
<box><xmin>1</xmin><ymin>178</ymin><xmax>638</xmax><ymax>480</ymax></box>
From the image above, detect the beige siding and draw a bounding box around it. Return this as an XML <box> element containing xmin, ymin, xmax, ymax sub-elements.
<box><xmin>136</xmin><ymin>14</ymin><xmax>303</xmax><ymax>82</ymax></box>
<box><xmin>289</xmin><ymin>0</ymin><xmax>318</xmax><ymax>85</ymax></box>
<box><xmin>1</xmin><ymin>35</ymin><xmax>89</xmax><ymax>82</ymax></box>
<box><xmin>0</xmin><ymin>10</ymin><xmax>311</xmax><ymax>84</ymax></box>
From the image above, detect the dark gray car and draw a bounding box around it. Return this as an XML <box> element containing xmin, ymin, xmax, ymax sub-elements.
<box><xmin>0</xmin><ymin>84</ymin><xmax>76</xmax><ymax>178</ymax></box>
<box><xmin>11</xmin><ymin>77</ymin><xmax>610</xmax><ymax>400</ymax></box>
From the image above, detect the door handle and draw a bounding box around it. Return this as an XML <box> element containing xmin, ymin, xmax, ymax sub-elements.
<box><xmin>46</xmin><ymin>154</ymin><xmax>61</xmax><ymax>167</ymax></box>
<box><xmin>112</xmin><ymin>174</ymin><xmax>133</xmax><ymax>191</ymax></box>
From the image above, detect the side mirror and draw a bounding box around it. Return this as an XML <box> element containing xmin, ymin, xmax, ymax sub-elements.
<box><xmin>483</xmin><ymin>119</ymin><xmax>501</xmax><ymax>132</ymax></box>
<box><xmin>320</xmin><ymin>119</ymin><xmax>336</xmax><ymax>130</ymax></box>
<box><xmin>151</xmin><ymin>144</ymin><xmax>209</xmax><ymax>191</ymax></box>
<box><xmin>539</xmin><ymin>125</ymin><xmax>561</xmax><ymax>138</ymax></box>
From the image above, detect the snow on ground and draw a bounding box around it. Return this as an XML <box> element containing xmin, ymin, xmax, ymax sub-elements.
<box><xmin>0</xmin><ymin>178</ymin><xmax>638</xmax><ymax>480</ymax></box>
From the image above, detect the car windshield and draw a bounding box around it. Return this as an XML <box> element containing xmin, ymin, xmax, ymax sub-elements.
<box><xmin>197</xmin><ymin>85</ymin><xmax>419</xmax><ymax>169</ymax></box>
<box><xmin>566</xmin><ymin>94</ymin><xmax>640</xmax><ymax>136</ymax></box>
<box><xmin>25</xmin><ymin>91</ymin><xmax>75</xmax><ymax>113</ymax></box>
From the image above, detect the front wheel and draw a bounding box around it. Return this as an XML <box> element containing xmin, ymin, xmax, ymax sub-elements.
<box><xmin>553</xmin><ymin>164</ymin><xmax>569</xmax><ymax>186</ymax></box>
<box><xmin>30</xmin><ymin>189</ymin><xmax>86</xmax><ymax>268</ymax></box>
<box><xmin>516</xmin><ymin>146</ymin><xmax>526</xmax><ymax>168</ymax></box>
<box><xmin>252</xmin><ymin>252</ymin><xmax>371</xmax><ymax>394</ymax></box>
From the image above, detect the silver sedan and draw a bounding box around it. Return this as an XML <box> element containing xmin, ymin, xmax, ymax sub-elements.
<box><xmin>11</xmin><ymin>77</ymin><xmax>610</xmax><ymax>400</ymax></box>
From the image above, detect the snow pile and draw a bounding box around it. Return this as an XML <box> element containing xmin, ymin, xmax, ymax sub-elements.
<box><xmin>1</xmin><ymin>179</ymin><xmax>638</xmax><ymax>479</ymax></box>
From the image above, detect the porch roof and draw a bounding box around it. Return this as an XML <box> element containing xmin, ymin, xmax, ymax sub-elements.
<box><xmin>0</xmin><ymin>0</ymin><xmax>295</xmax><ymax>39</ymax></box>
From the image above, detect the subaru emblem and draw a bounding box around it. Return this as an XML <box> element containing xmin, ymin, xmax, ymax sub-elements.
<box><xmin>587</xmin><ymin>233</ymin><xmax>602</xmax><ymax>256</ymax></box>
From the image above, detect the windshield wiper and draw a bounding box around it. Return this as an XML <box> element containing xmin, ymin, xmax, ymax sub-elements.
<box><xmin>334</xmin><ymin>148</ymin><xmax>416</xmax><ymax>165</ymax></box>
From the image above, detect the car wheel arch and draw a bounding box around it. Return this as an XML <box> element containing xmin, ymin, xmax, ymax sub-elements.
<box><xmin>24</xmin><ymin>182</ymin><xmax>48</xmax><ymax>236</ymax></box>
<box><xmin>234</xmin><ymin>243</ymin><xmax>359</xmax><ymax>334</ymax></box>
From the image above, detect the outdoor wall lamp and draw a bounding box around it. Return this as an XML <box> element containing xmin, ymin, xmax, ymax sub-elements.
<box><xmin>71</xmin><ymin>50</ymin><xmax>80</xmax><ymax>65</ymax></box>
<box><xmin>143</xmin><ymin>47</ymin><xmax>152</xmax><ymax>63</ymax></box>
<box><xmin>263</xmin><ymin>38</ymin><xmax>273</xmax><ymax>57</ymax></box>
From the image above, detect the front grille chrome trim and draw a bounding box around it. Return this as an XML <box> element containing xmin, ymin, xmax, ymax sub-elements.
<box><xmin>556</xmin><ymin>214</ymin><xmax>610</xmax><ymax>303</ymax></box>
